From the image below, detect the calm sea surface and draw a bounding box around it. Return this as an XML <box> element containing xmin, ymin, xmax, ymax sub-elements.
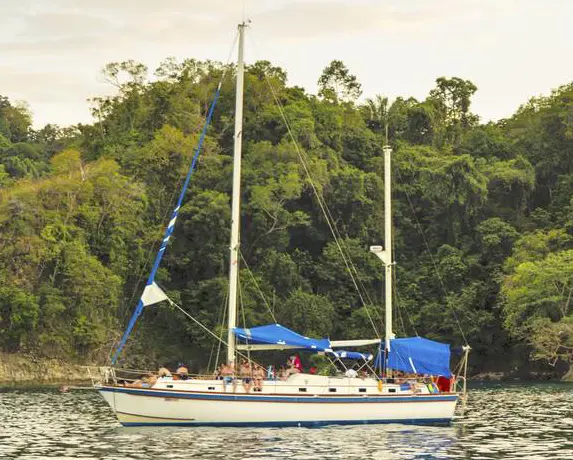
<box><xmin>1</xmin><ymin>382</ymin><xmax>572</xmax><ymax>459</ymax></box>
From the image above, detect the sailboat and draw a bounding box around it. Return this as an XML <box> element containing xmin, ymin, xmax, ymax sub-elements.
<box><xmin>95</xmin><ymin>22</ymin><xmax>470</xmax><ymax>427</ymax></box>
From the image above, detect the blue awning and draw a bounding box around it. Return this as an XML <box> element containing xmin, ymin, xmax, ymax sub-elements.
<box><xmin>330</xmin><ymin>350</ymin><xmax>373</xmax><ymax>361</ymax></box>
<box><xmin>233</xmin><ymin>324</ymin><xmax>331</xmax><ymax>351</ymax></box>
<box><xmin>387</xmin><ymin>337</ymin><xmax>452</xmax><ymax>377</ymax></box>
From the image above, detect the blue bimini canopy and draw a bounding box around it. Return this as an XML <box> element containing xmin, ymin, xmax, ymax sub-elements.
<box><xmin>331</xmin><ymin>350</ymin><xmax>373</xmax><ymax>361</ymax></box>
<box><xmin>233</xmin><ymin>324</ymin><xmax>331</xmax><ymax>351</ymax></box>
<box><xmin>387</xmin><ymin>337</ymin><xmax>452</xmax><ymax>377</ymax></box>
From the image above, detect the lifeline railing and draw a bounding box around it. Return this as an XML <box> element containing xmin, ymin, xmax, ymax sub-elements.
<box><xmin>89</xmin><ymin>366</ymin><xmax>459</xmax><ymax>395</ymax></box>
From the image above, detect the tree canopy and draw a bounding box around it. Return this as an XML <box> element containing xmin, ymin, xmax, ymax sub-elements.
<box><xmin>1</xmin><ymin>58</ymin><xmax>573</xmax><ymax>378</ymax></box>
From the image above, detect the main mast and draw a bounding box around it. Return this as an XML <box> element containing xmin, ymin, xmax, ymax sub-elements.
<box><xmin>227</xmin><ymin>23</ymin><xmax>247</xmax><ymax>364</ymax></box>
<box><xmin>383</xmin><ymin>145</ymin><xmax>393</xmax><ymax>352</ymax></box>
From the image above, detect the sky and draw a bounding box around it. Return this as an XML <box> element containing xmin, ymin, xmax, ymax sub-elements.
<box><xmin>1</xmin><ymin>0</ymin><xmax>572</xmax><ymax>128</ymax></box>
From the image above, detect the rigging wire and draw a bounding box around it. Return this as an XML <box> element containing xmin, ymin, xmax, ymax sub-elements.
<box><xmin>393</xmin><ymin>281</ymin><xmax>407</xmax><ymax>337</ymax></box>
<box><xmin>238</xmin><ymin>274</ymin><xmax>251</xmax><ymax>365</ymax></box>
<box><xmin>207</xmin><ymin>287</ymin><xmax>229</xmax><ymax>372</ymax></box>
<box><xmin>121</xmin><ymin>28</ymin><xmax>238</xmax><ymax>320</ymax></box>
<box><xmin>240</xmin><ymin>250</ymin><xmax>278</xmax><ymax>323</ymax></box>
<box><xmin>167</xmin><ymin>298</ymin><xmax>258</xmax><ymax>366</ymax></box>
<box><xmin>109</xmin><ymin>30</ymin><xmax>241</xmax><ymax>361</ymax></box>
<box><xmin>213</xmin><ymin>299</ymin><xmax>228</xmax><ymax>372</ymax></box>
<box><xmin>395</xmin><ymin>164</ymin><xmax>469</xmax><ymax>345</ymax></box>
<box><xmin>320</xmin><ymin>200</ymin><xmax>384</xmax><ymax>324</ymax></box>
<box><xmin>394</xmin><ymin>283</ymin><xmax>419</xmax><ymax>337</ymax></box>
<box><xmin>247</xmin><ymin>34</ymin><xmax>381</xmax><ymax>338</ymax></box>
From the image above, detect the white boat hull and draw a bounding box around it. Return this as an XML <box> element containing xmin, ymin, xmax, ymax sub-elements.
<box><xmin>98</xmin><ymin>384</ymin><xmax>458</xmax><ymax>427</ymax></box>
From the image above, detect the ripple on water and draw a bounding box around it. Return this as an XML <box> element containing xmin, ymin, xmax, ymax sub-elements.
<box><xmin>1</xmin><ymin>382</ymin><xmax>573</xmax><ymax>460</ymax></box>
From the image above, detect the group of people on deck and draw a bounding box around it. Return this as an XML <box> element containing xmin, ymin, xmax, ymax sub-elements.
<box><xmin>125</xmin><ymin>355</ymin><xmax>447</xmax><ymax>393</ymax></box>
<box><xmin>124</xmin><ymin>363</ymin><xmax>189</xmax><ymax>388</ymax></box>
<box><xmin>214</xmin><ymin>354</ymin><xmax>304</xmax><ymax>393</ymax></box>
<box><xmin>124</xmin><ymin>355</ymin><xmax>304</xmax><ymax>391</ymax></box>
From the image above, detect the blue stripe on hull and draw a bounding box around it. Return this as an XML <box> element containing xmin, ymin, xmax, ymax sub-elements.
<box><xmin>100</xmin><ymin>387</ymin><xmax>457</xmax><ymax>404</ymax></box>
<box><xmin>119</xmin><ymin>418</ymin><xmax>453</xmax><ymax>428</ymax></box>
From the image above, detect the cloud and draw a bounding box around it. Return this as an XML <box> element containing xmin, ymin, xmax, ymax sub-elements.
<box><xmin>0</xmin><ymin>0</ymin><xmax>570</xmax><ymax>128</ymax></box>
<box><xmin>0</xmin><ymin>67</ymin><xmax>98</xmax><ymax>103</ymax></box>
<box><xmin>252</xmin><ymin>0</ymin><xmax>517</xmax><ymax>40</ymax></box>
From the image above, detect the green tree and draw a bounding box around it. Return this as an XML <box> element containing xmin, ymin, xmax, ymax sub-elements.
<box><xmin>318</xmin><ymin>60</ymin><xmax>362</xmax><ymax>103</ymax></box>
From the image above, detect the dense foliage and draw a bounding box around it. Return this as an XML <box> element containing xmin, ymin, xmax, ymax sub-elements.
<box><xmin>1</xmin><ymin>60</ymin><xmax>573</xmax><ymax>377</ymax></box>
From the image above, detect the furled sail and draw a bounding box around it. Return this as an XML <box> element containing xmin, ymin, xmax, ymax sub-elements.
<box><xmin>110</xmin><ymin>83</ymin><xmax>222</xmax><ymax>365</ymax></box>
<box><xmin>386</xmin><ymin>337</ymin><xmax>452</xmax><ymax>377</ymax></box>
<box><xmin>233</xmin><ymin>324</ymin><xmax>332</xmax><ymax>351</ymax></box>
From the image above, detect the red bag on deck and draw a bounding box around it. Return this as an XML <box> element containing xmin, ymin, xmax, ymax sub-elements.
<box><xmin>436</xmin><ymin>376</ymin><xmax>452</xmax><ymax>392</ymax></box>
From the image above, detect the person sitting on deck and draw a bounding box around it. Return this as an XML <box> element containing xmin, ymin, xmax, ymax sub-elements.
<box><xmin>125</xmin><ymin>372</ymin><xmax>157</xmax><ymax>388</ymax></box>
<box><xmin>253</xmin><ymin>364</ymin><xmax>265</xmax><ymax>392</ymax></box>
<box><xmin>158</xmin><ymin>366</ymin><xmax>172</xmax><ymax>378</ymax></box>
<box><xmin>289</xmin><ymin>355</ymin><xmax>302</xmax><ymax>372</ymax></box>
<box><xmin>221</xmin><ymin>362</ymin><xmax>236</xmax><ymax>392</ymax></box>
<box><xmin>239</xmin><ymin>359</ymin><xmax>252</xmax><ymax>393</ymax></box>
<box><xmin>285</xmin><ymin>358</ymin><xmax>301</xmax><ymax>377</ymax></box>
<box><xmin>278</xmin><ymin>366</ymin><xmax>288</xmax><ymax>381</ymax></box>
<box><xmin>176</xmin><ymin>363</ymin><xmax>189</xmax><ymax>380</ymax></box>
<box><xmin>213</xmin><ymin>364</ymin><xmax>223</xmax><ymax>380</ymax></box>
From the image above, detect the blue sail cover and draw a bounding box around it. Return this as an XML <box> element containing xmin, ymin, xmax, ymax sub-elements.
<box><xmin>233</xmin><ymin>324</ymin><xmax>331</xmax><ymax>351</ymax></box>
<box><xmin>387</xmin><ymin>337</ymin><xmax>452</xmax><ymax>377</ymax></box>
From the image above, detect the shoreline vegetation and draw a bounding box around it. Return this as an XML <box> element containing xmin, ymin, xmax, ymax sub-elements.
<box><xmin>2</xmin><ymin>60</ymin><xmax>573</xmax><ymax>380</ymax></box>
<box><xmin>0</xmin><ymin>352</ymin><xmax>92</xmax><ymax>385</ymax></box>
<box><xmin>1</xmin><ymin>352</ymin><xmax>571</xmax><ymax>385</ymax></box>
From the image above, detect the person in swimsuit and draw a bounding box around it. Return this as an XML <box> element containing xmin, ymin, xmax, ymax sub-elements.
<box><xmin>239</xmin><ymin>360</ymin><xmax>252</xmax><ymax>393</ymax></box>
<box><xmin>253</xmin><ymin>364</ymin><xmax>265</xmax><ymax>392</ymax></box>
<box><xmin>176</xmin><ymin>363</ymin><xmax>189</xmax><ymax>380</ymax></box>
<box><xmin>158</xmin><ymin>366</ymin><xmax>172</xmax><ymax>378</ymax></box>
<box><xmin>221</xmin><ymin>362</ymin><xmax>236</xmax><ymax>392</ymax></box>
<box><xmin>125</xmin><ymin>372</ymin><xmax>157</xmax><ymax>388</ymax></box>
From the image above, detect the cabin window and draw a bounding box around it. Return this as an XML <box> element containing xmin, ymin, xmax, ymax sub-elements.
<box><xmin>329</xmin><ymin>388</ymin><xmax>337</xmax><ymax>393</ymax></box>
<box><xmin>166</xmin><ymin>385</ymin><xmax>173</xmax><ymax>389</ymax></box>
<box><xmin>388</xmin><ymin>388</ymin><xmax>396</xmax><ymax>393</ymax></box>
<box><xmin>208</xmin><ymin>386</ymin><xmax>216</xmax><ymax>390</ymax></box>
<box><xmin>298</xmin><ymin>388</ymin><xmax>307</xmax><ymax>393</ymax></box>
<box><xmin>359</xmin><ymin>388</ymin><xmax>367</xmax><ymax>393</ymax></box>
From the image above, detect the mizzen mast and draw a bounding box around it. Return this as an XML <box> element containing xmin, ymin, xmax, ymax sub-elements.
<box><xmin>370</xmin><ymin>145</ymin><xmax>394</xmax><ymax>354</ymax></box>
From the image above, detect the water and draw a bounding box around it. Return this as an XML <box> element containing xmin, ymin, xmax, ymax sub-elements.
<box><xmin>1</xmin><ymin>382</ymin><xmax>572</xmax><ymax>459</ymax></box>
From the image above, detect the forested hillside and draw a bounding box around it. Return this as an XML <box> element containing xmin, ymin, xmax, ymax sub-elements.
<box><xmin>1</xmin><ymin>58</ymin><xmax>572</xmax><ymax>377</ymax></box>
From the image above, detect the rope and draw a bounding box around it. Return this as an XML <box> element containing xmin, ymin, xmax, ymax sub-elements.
<box><xmin>207</xmin><ymin>288</ymin><xmax>229</xmax><ymax>372</ymax></box>
<box><xmin>239</xmin><ymin>250</ymin><xmax>278</xmax><ymax>323</ymax></box>
<box><xmin>394</xmin><ymin>287</ymin><xmax>419</xmax><ymax>337</ymax></box>
<box><xmin>166</xmin><ymin>298</ymin><xmax>262</xmax><ymax>371</ymax></box>
<box><xmin>238</xmin><ymin>276</ymin><xmax>252</xmax><ymax>366</ymax></box>
<box><xmin>393</xmin><ymin>283</ymin><xmax>407</xmax><ymax>336</ymax></box>
<box><xmin>248</xmin><ymin>35</ymin><xmax>380</xmax><ymax>338</ymax></box>
<box><xmin>319</xmin><ymin>196</ymin><xmax>384</xmax><ymax>324</ymax></box>
<box><xmin>389</xmin><ymin>185</ymin><xmax>418</xmax><ymax>337</ymax></box>
<box><xmin>395</xmin><ymin>165</ymin><xmax>468</xmax><ymax>344</ymax></box>
<box><xmin>213</xmin><ymin>290</ymin><xmax>228</xmax><ymax>372</ymax></box>
<box><xmin>110</xmin><ymin>31</ymin><xmax>240</xmax><ymax>365</ymax></box>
